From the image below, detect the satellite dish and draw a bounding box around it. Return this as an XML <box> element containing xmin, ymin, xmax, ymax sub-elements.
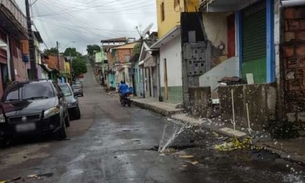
<box><xmin>140</xmin><ymin>23</ymin><xmax>153</xmax><ymax>39</ymax></box>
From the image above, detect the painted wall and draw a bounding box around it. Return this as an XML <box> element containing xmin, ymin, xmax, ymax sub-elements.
<box><xmin>65</xmin><ymin>62</ymin><xmax>71</xmax><ymax>74</ymax></box>
<box><xmin>13</xmin><ymin>57</ymin><xmax>27</xmax><ymax>81</ymax></box>
<box><xmin>108</xmin><ymin>73</ymin><xmax>116</xmax><ymax>88</ymax></box>
<box><xmin>21</xmin><ymin>39</ymin><xmax>42</xmax><ymax>64</ymax></box>
<box><xmin>199</xmin><ymin>57</ymin><xmax>239</xmax><ymax>90</ymax></box>
<box><xmin>202</xmin><ymin>12</ymin><xmax>236</xmax><ymax>67</ymax></box>
<box><xmin>95</xmin><ymin>49</ymin><xmax>107</xmax><ymax>63</ymax></box>
<box><xmin>160</xmin><ymin>35</ymin><xmax>182</xmax><ymax>87</ymax></box>
<box><xmin>26</xmin><ymin>64</ymin><xmax>42</xmax><ymax>79</ymax></box>
<box><xmin>156</xmin><ymin>0</ymin><xmax>199</xmax><ymax>38</ymax></box>
<box><xmin>134</xmin><ymin>61</ymin><xmax>143</xmax><ymax>97</ymax></box>
<box><xmin>203</xmin><ymin>12</ymin><xmax>228</xmax><ymax>53</ymax></box>
<box><xmin>159</xmin><ymin>35</ymin><xmax>183</xmax><ymax>104</ymax></box>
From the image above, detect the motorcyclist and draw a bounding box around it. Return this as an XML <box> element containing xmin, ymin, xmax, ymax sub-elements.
<box><xmin>118</xmin><ymin>81</ymin><xmax>129</xmax><ymax>102</ymax></box>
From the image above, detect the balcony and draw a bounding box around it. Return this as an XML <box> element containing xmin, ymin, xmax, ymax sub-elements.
<box><xmin>200</xmin><ymin>0</ymin><xmax>259</xmax><ymax>12</ymax></box>
<box><xmin>0</xmin><ymin>0</ymin><xmax>28</xmax><ymax>39</ymax></box>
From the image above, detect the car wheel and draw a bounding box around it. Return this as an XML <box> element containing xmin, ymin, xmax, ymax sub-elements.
<box><xmin>74</xmin><ymin>106</ymin><xmax>81</xmax><ymax>120</ymax></box>
<box><xmin>56</xmin><ymin>118</ymin><xmax>67</xmax><ymax>140</ymax></box>
<box><xmin>0</xmin><ymin>138</ymin><xmax>7</xmax><ymax>148</ymax></box>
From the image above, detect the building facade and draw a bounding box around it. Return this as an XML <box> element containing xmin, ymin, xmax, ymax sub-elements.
<box><xmin>152</xmin><ymin>0</ymin><xmax>199</xmax><ymax>104</ymax></box>
<box><xmin>0</xmin><ymin>0</ymin><xmax>28</xmax><ymax>96</ymax></box>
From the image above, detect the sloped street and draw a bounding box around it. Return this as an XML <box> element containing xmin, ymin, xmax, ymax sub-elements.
<box><xmin>0</xmin><ymin>66</ymin><xmax>303</xmax><ymax>183</ymax></box>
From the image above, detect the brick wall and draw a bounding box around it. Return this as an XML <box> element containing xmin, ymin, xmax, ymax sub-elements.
<box><xmin>282</xmin><ymin>6</ymin><xmax>305</xmax><ymax>127</ymax></box>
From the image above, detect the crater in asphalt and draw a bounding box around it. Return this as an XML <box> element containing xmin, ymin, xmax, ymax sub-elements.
<box><xmin>148</xmin><ymin>144</ymin><xmax>198</xmax><ymax>152</ymax></box>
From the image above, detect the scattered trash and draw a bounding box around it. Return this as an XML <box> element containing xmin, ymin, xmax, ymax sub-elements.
<box><xmin>162</xmin><ymin>148</ymin><xmax>178</xmax><ymax>154</ymax></box>
<box><xmin>191</xmin><ymin>161</ymin><xmax>199</xmax><ymax>165</ymax></box>
<box><xmin>179</xmin><ymin>155</ymin><xmax>194</xmax><ymax>159</ymax></box>
<box><xmin>27</xmin><ymin>174</ymin><xmax>38</xmax><ymax>178</ymax></box>
<box><xmin>212</xmin><ymin>132</ymin><xmax>219</xmax><ymax>137</ymax></box>
<box><xmin>214</xmin><ymin>136</ymin><xmax>252</xmax><ymax>151</ymax></box>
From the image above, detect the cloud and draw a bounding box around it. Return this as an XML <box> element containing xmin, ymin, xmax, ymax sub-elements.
<box><xmin>16</xmin><ymin>0</ymin><xmax>157</xmax><ymax>53</ymax></box>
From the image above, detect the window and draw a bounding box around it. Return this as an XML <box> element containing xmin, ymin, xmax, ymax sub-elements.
<box><xmin>23</xmin><ymin>83</ymin><xmax>54</xmax><ymax>99</ymax></box>
<box><xmin>174</xmin><ymin>0</ymin><xmax>180</xmax><ymax>7</ymax></box>
<box><xmin>53</xmin><ymin>82</ymin><xmax>62</xmax><ymax>95</ymax></box>
<box><xmin>5</xmin><ymin>88</ymin><xmax>19</xmax><ymax>101</ymax></box>
<box><xmin>3</xmin><ymin>82</ymin><xmax>55</xmax><ymax>101</ymax></box>
<box><xmin>161</xmin><ymin>2</ymin><xmax>165</xmax><ymax>21</ymax></box>
<box><xmin>125</xmin><ymin>54</ymin><xmax>130</xmax><ymax>62</ymax></box>
<box><xmin>59</xmin><ymin>84</ymin><xmax>72</xmax><ymax>97</ymax></box>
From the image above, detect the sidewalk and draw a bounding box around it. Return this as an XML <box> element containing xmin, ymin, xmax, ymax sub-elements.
<box><xmin>132</xmin><ymin>98</ymin><xmax>182</xmax><ymax>116</ymax></box>
<box><xmin>127</xmin><ymin>96</ymin><xmax>305</xmax><ymax>166</ymax></box>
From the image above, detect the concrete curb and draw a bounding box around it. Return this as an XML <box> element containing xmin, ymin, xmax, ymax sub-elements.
<box><xmin>171</xmin><ymin>114</ymin><xmax>247</xmax><ymax>138</ymax></box>
<box><xmin>252</xmin><ymin>142</ymin><xmax>305</xmax><ymax>167</ymax></box>
<box><xmin>131</xmin><ymin>100</ymin><xmax>180</xmax><ymax>116</ymax></box>
<box><xmin>107</xmin><ymin>93</ymin><xmax>305</xmax><ymax>166</ymax></box>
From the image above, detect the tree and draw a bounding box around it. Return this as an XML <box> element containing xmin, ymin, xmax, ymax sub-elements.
<box><xmin>86</xmin><ymin>44</ymin><xmax>101</xmax><ymax>55</ymax></box>
<box><xmin>72</xmin><ymin>57</ymin><xmax>87</xmax><ymax>77</ymax></box>
<box><xmin>43</xmin><ymin>47</ymin><xmax>59</xmax><ymax>56</ymax></box>
<box><xmin>132</xmin><ymin>42</ymin><xmax>141</xmax><ymax>55</ymax></box>
<box><xmin>63</xmin><ymin>47</ymin><xmax>82</xmax><ymax>57</ymax></box>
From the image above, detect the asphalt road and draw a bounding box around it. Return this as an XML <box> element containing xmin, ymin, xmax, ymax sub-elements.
<box><xmin>0</xmin><ymin>65</ymin><xmax>304</xmax><ymax>183</ymax></box>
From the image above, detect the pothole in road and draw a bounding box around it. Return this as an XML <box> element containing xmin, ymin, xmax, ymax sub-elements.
<box><xmin>148</xmin><ymin>144</ymin><xmax>198</xmax><ymax>152</ymax></box>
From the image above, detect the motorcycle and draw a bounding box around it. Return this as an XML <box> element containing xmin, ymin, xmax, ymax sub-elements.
<box><xmin>120</xmin><ymin>92</ymin><xmax>132</xmax><ymax>107</ymax></box>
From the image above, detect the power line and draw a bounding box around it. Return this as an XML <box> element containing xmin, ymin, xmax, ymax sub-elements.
<box><xmin>32</xmin><ymin>17</ymin><xmax>137</xmax><ymax>33</ymax></box>
<box><xmin>39</xmin><ymin>1</ymin><xmax>128</xmax><ymax>38</ymax></box>
<box><xmin>30</xmin><ymin>0</ymin><xmax>40</xmax><ymax>6</ymax></box>
<box><xmin>34</xmin><ymin>0</ymin><xmax>155</xmax><ymax>17</ymax></box>
<box><xmin>32</xmin><ymin>22</ymin><xmax>49</xmax><ymax>49</ymax></box>
<box><xmin>32</xmin><ymin>4</ymin><xmax>50</xmax><ymax>49</ymax></box>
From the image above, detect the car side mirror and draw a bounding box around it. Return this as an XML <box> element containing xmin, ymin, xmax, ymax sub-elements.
<box><xmin>58</xmin><ymin>92</ymin><xmax>64</xmax><ymax>98</ymax></box>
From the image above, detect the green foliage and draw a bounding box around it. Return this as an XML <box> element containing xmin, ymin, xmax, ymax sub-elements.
<box><xmin>63</xmin><ymin>47</ymin><xmax>82</xmax><ymax>57</ymax></box>
<box><xmin>132</xmin><ymin>42</ymin><xmax>142</xmax><ymax>55</ymax></box>
<box><xmin>43</xmin><ymin>47</ymin><xmax>59</xmax><ymax>56</ymax></box>
<box><xmin>72</xmin><ymin>57</ymin><xmax>87</xmax><ymax>77</ymax></box>
<box><xmin>86</xmin><ymin>44</ymin><xmax>101</xmax><ymax>55</ymax></box>
<box><xmin>267</xmin><ymin>120</ymin><xmax>299</xmax><ymax>139</ymax></box>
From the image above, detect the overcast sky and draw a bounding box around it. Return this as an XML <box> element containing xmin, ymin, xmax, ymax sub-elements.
<box><xmin>16</xmin><ymin>0</ymin><xmax>157</xmax><ymax>54</ymax></box>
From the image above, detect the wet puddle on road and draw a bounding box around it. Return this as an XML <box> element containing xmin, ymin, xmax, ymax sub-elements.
<box><xmin>155</xmin><ymin>118</ymin><xmax>305</xmax><ymax>183</ymax></box>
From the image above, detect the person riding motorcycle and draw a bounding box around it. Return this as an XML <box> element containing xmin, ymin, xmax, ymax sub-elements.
<box><xmin>118</xmin><ymin>81</ymin><xmax>129</xmax><ymax>103</ymax></box>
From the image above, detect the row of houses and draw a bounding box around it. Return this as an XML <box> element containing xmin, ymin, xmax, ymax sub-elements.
<box><xmin>95</xmin><ymin>0</ymin><xmax>305</xmax><ymax>133</ymax></box>
<box><xmin>0</xmin><ymin>0</ymin><xmax>72</xmax><ymax>97</ymax></box>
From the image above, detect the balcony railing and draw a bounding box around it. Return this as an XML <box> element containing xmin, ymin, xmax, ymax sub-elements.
<box><xmin>0</xmin><ymin>0</ymin><xmax>27</xmax><ymax>29</ymax></box>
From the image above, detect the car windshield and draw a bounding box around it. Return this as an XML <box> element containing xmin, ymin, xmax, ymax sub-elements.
<box><xmin>72</xmin><ymin>85</ymin><xmax>81</xmax><ymax>89</ymax></box>
<box><xmin>59</xmin><ymin>85</ymin><xmax>72</xmax><ymax>97</ymax></box>
<box><xmin>4</xmin><ymin>82</ymin><xmax>54</xmax><ymax>101</ymax></box>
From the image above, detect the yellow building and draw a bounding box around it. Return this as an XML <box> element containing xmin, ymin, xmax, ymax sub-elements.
<box><xmin>65</xmin><ymin>61</ymin><xmax>71</xmax><ymax>74</ymax></box>
<box><xmin>156</xmin><ymin>0</ymin><xmax>199</xmax><ymax>38</ymax></box>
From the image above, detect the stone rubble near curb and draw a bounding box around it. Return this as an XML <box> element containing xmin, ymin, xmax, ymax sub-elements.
<box><xmin>105</xmin><ymin>92</ymin><xmax>305</xmax><ymax>166</ymax></box>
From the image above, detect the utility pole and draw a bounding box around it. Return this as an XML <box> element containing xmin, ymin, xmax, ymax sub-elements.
<box><xmin>56</xmin><ymin>41</ymin><xmax>61</xmax><ymax>83</ymax></box>
<box><xmin>25</xmin><ymin>0</ymin><xmax>38</xmax><ymax>79</ymax></box>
